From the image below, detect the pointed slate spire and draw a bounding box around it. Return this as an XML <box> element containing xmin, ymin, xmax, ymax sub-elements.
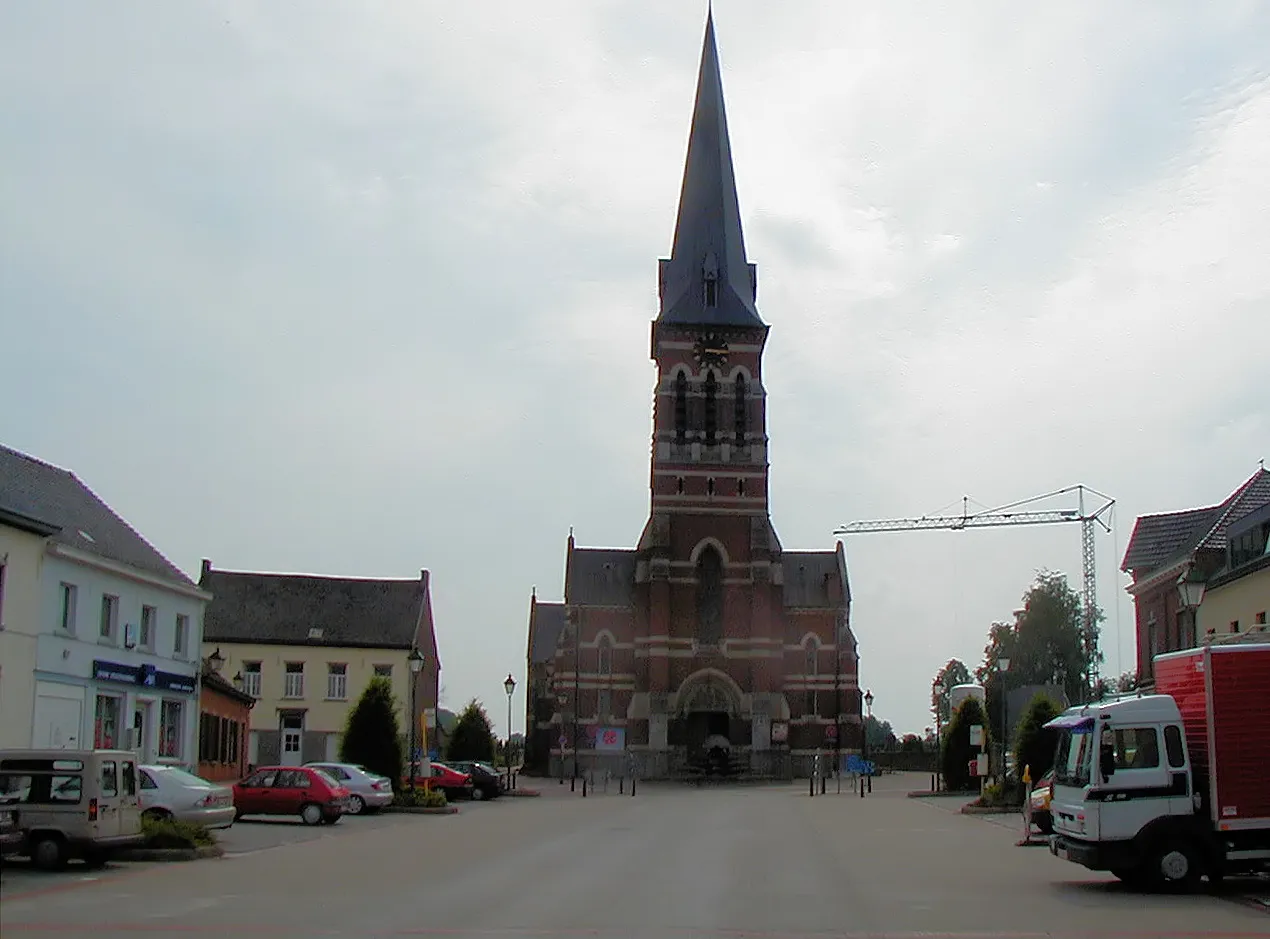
<box><xmin>657</xmin><ymin>10</ymin><xmax>763</xmax><ymax>328</ymax></box>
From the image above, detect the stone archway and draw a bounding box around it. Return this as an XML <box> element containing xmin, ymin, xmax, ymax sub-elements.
<box><xmin>673</xmin><ymin>670</ymin><xmax>743</xmax><ymax>759</ymax></box>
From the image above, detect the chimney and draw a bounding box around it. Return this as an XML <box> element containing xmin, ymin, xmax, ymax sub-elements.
<box><xmin>200</xmin><ymin>558</ymin><xmax>212</xmax><ymax>583</ymax></box>
<box><xmin>420</xmin><ymin>569</ymin><xmax>430</xmax><ymax>589</ymax></box>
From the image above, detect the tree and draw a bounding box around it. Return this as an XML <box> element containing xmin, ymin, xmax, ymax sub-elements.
<box><xmin>339</xmin><ymin>677</ymin><xmax>404</xmax><ymax>789</ymax></box>
<box><xmin>931</xmin><ymin>658</ymin><xmax>974</xmax><ymax>725</ymax></box>
<box><xmin>1012</xmin><ymin>691</ymin><xmax>1062</xmax><ymax>784</ymax></box>
<box><xmin>445</xmin><ymin>699</ymin><xmax>496</xmax><ymax>763</ymax></box>
<box><xmin>977</xmin><ymin>571</ymin><xmax>1102</xmax><ymax>706</ymax></box>
<box><xmin>941</xmin><ymin>696</ymin><xmax>990</xmax><ymax>792</ymax></box>
<box><xmin>899</xmin><ymin>734</ymin><xmax>924</xmax><ymax>754</ymax></box>
<box><xmin>864</xmin><ymin>715</ymin><xmax>896</xmax><ymax>751</ymax></box>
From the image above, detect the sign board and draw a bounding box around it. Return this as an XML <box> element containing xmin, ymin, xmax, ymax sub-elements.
<box><xmin>969</xmin><ymin>724</ymin><xmax>984</xmax><ymax>747</ymax></box>
<box><xmin>93</xmin><ymin>660</ymin><xmax>196</xmax><ymax>695</ymax></box>
<box><xmin>770</xmin><ymin>721</ymin><xmax>789</xmax><ymax>743</ymax></box>
<box><xmin>558</xmin><ymin>734</ymin><xmax>568</xmax><ymax>747</ymax></box>
<box><xmin>595</xmin><ymin>727</ymin><xmax>625</xmax><ymax>752</ymax></box>
<box><xmin>975</xmin><ymin>753</ymin><xmax>989</xmax><ymax>776</ymax></box>
<box><xmin>824</xmin><ymin>724</ymin><xmax>837</xmax><ymax>742</ymax></box>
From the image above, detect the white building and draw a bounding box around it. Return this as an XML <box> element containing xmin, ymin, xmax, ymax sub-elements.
<box><xmin>0</xmin><ymin>445</ymin><xmax>211</xmax><ymax>767</ymax></box>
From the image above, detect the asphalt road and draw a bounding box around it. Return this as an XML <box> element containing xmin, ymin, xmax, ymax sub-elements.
<box><xmin>1</xmin><ymin>774</ymin><xmax>1267</xmax><ymax>939</ymax></box>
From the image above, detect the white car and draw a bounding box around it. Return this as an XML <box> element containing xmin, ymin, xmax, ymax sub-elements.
<box><xmin>304</xmin><ymin>762</ymin><xmax>394</xmax><ymax>814</ymax></box>
<box><xmin>138</xmin><ymin>765</ymin><xmax>236</xmax><ymax>830</ymax></box>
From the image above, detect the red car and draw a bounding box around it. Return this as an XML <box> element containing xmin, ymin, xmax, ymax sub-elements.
<box><xmin>233</xmin><ymin>766</ymin><xmax>349</xmax><ymax>825</ymax></box>
<box><xmin>405</xmin><ymin>762</ymin><xmax>473</xmax><ymax>800</ymax></box>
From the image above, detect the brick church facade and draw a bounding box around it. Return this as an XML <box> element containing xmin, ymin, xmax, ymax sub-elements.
<box><xmin>524</xmin><ymin>13</ymin><xmax>860</xmax><ymax>780</ymax></box>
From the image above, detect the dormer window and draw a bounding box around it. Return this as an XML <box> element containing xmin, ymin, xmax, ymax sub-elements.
<box><xmin>703</xmin><ymin>252</ymin><xmax>719</xmax><ymax>308</ymax></box>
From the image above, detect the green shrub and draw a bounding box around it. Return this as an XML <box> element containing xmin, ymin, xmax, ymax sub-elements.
<box><xmin>340</xmin><ymin>677</ymin><xmax>405</xmax><ymax>791</ymax></box>
<box><xmin>975</xmin><ymin>780</ymin><xmax>1024</xmax><ymax>807</ymax></box>
<box><xmin>1013</xmin><ymin>692</ymin><xmax>1062</xmax><ymax>785</ymax></box>
<box><xmin>141</xmin><ymin>816</ymin><xmax>215</xmax><ymax>849</ymax></box>
<box><xmin>941</xmin><ymin>697</ymin><xmax>991</xmax><ymax>792</ymax></box>
<box><xmin>393</xmin><ymin>787</ymin><xmax>448</xmax><ymax>808</ymax></box>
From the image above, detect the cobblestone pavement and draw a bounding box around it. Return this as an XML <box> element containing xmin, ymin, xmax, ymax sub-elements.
<box><xmin>0</xmin><ymin>773</ymin><xmax>1265</xmax><ymax>938</ymax></box>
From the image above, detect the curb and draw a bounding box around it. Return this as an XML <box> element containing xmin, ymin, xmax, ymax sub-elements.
<box><xmin>114</xmin><ymin>844</ymin><xmax>224</xmax><ymax>862</ymax></box>
<box><xmin>907</xmin><ymin>790</ymin><xmax>974</xmax><ymax>799</ymax></box>
<box><xmin>381</xmin><ymin>805</ymin><xmax>460</xmax><ymax>815</ymax></box>
<box><xmin>960</xmin><ymin>804</ymin><xmax>1022</xmax><ymax>815</ymax></box>
<box><xmin>506</xmin><ymin>789</ymin><xmax>541</xmax><ymax>797</ymax></box>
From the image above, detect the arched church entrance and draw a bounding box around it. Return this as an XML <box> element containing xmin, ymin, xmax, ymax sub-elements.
<box><xmin>670</xmin><ymin>671</ymin><xmax>743</xmax><ymax>774</ymax></box>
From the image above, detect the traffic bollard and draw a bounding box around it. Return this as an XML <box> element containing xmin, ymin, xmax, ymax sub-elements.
<box><xmin>631</xmin><ymin>776</ymin><xmax>636</xmax><ymax>796</ymax></box>
<box><xmin>809</xmin><ymin>772</ymin><xmax>815</xmax><ymax>797</ymax></box>
<box><xmin>582</xmin><ymin>776</ymin><xmax>588</xmax><ymax>797</ymax></box>
<box><xmin>619</xmin><ymin>776</ymin><xmax>625</xmax><ymax>794</ymax></box>
<box><xmin>820</xmin><ymin>774</ymin><xmax>826</xmax><ymax>795</ymax></box>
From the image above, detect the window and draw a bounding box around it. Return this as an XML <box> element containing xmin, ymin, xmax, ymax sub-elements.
<box><xmin>805</xmin><ymin>639</ymin><xmax>819</xmax><ymax>676</ymax></box>
<box><xmin>695</xmin><ymin>546</ymin><xmax>724</xmax><ymax>645</ymax></box>
<box><xmin>706</xmin><ymin>477</ymin><xmax>715</xmax><ymax>497</ymax></box>
<box><xmin>676</xmin><ymin>477</ymin><xmax>685</xmax><ymax>495</ymax></box>
<box><xmin>1110</xmin><ymin>727</ymin><xmax>1160</xmax><ymax>770</ymax></box>
<box><xmin>121</xmin><ymin>761</ymin><xmax>136</xmax><ymax>796</ymax></box>
<box><xmin>1257</xmin><ymin>611</ymin><xmax>1266</xmax><ymax>626</ymax></box>
<box><xmin>0</xmin><ymin>774</ymin><xmax>83</xmax><ymax>805</ymax></box>
<box><xmin>159</xmin><ymin>701</ymin><xmax>183</xmax><ymax>758</ymax></box>
<box><xmin>139</xmin><ymin>769</ymin><xmax>157</xmax><ymax>790</ymax></box>
<box><xmin>704</xmin><ymin>371</ymin><xmax>718</xmax><ymax>442</ymax></box>
<box><xmin>1164</xmin><ymin>725</ymin><xmax>1186</xmax><ymax>768</ymax></box>
<box><xmin>94</xmin><ymin>695</ymin><xmax>121</xmax><ymax>748</ymax></box>
<box><xmin>373</xmin><ymin>664</ymin><xmax>392</xmax><ymax>679</ymax></box>
<box><xmin>734</xmin><ymin>374</ymin><xmax>747</xmax><ymax>446</ymax></box>
<box><xmin>140</xmin><ymin>605</ymin><xmax>156</xmax><ymax>649</ymax></box>
<box><xmin>597</xmin><ymin>638</ymin><xmax>612</xmax><ymax>675</ymax></box>
<box><xmin>327</xmin><ymin>663</ymin><xmax>348</xmax><ymax>700</ymax></box>
<box><xmin>242</xmin><ymin>661</ymin><xmax>261</xmax><ymax>698</ymax></box>
<box><xmin>59</xmin><ymin>583</ymin><xmax>77</xmax><ymax>633</ymax></box>
<box><xmin>284</xmin><ymin>662</ymin><xmax>305</xmax><ymax>698</ymax></box>
<box><xmin>704</xmin><ymin>274</ymin><xmax>717</xmax><ymax>307</ymax></box>
<box><xmin>737</xmin><ymin>478</ymin><xmax>745</xmax><ymax>497</ymax></box>
<box><xmin>174</xmin><ymin>614</ymin><xmax>189</xmax><ymax>657</ymax></box>
<box><xmin>597</xmin><ymin>689</ymin><xmax>611</xmax><ymax>720</ymax></box>
<box><xmin>100</xmin><ymin>761</ymin><xmax>118</xmax><ymax>798</ymax></box>
<box><xmin>100</xmin><ymin>594</ymin><xmax>119</xmax><ymax>642</ymax></box>
<box><xmin>674</xmin><ymin>371</ymin><xmax>688</xmax><ymax>444</ymax></box>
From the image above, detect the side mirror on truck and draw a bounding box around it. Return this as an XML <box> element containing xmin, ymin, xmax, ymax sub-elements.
<box><xmin>1099</xmin><ymin>744</ymin><xmax>1115</xmax><ymax>782</ymax></box>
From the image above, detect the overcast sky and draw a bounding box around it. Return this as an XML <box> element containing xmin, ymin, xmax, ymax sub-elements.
<box><xmin>2</xmin><ymin>2</ymin><xmax>1267</xmax><ymax>737</ymax></box>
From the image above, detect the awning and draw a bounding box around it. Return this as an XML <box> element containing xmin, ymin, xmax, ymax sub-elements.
<box><xmin>1044</xmin><ymin>713</ymin><xmax>1095</xmax><ymax>731</ymax></box>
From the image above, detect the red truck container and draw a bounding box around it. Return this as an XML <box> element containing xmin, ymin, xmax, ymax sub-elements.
<box><xmin>1155</xmin><ymin>642</ymin><xmax>1270</xmax><ymax>829</ymax></box>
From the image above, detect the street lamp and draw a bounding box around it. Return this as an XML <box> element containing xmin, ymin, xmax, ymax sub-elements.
<box><xmin>208</xmin><ymin>647</ymin><xmax>225</xmax><ymax>673</ymax></box>
<box><xmin>1177</xmin><ymin>567</ymin><xmax>1206</xmax><ymax>649</ymax></box>
<box><xmin>997</xmin><ymin>656</ymin><xmax>1011</xmax><ymax>783</ymax></box>
<box><xmin>407</xmin><ymin>648</ymin><xmax>425</xmax><ymax>791</ymax></box>
<box><xmin>862</xmin><ymin>689</ymin><xmax>874</xmax><ymax>796</ymax></box>
<box><xmin>504</xmin><ymin>673</ymin><xmax>517</xmax><ymax>791</ymax></box>
<box><xmin>932</xmin><ymin>678</ymin><xmax>946</xmax><ymax>791</ymax></box>
<box><xmin>232</xmin><ymin>671</ymin><xmax>244</xmax><ymax>692</ymax></box>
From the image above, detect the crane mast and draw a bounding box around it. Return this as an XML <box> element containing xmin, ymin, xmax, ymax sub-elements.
<box><xmin>834</xmin><ymin>485</ymin><xmax>1115</xmax><ymax>700</ymax></box>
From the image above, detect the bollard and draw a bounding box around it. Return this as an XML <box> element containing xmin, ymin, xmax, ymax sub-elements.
<box><xmin>809</xmin><ymin>771</ymin><xmax>815</xmax><ymax>797</ymax></box>
<box><xmin>859</xmin><ymin>771</ymin><xmax>864</xmax><ymax>798</ymax></box>
<box><xmin>867</xmin><ymin>774</ymin><xmax>872</xmax><ymax>794</ymax></box>
<box><xmin>619</xmin><ymin>776</ymin><xmax>625</xmax><ymax>794</ymax></box>
<box><xmin>631</xmin><ymin>776</ymin><xmax>636</xmax><ymax>796</ymax></box>
<box><xmin>820</xmin><ymin>773</ymin><xmax>826</xmax><ymax>795</ymax></box>
<box><xmin>582</xmin><ymin>776</ymin><xmax>588</xmax><ymax>797</ymax></box>
<box><xmin>571</xmin><ymin>775</ymin><xmax>576</xmax><ymax>792</ymax></box>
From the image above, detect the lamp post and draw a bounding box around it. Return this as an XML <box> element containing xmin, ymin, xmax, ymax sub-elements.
<box><xmin>862</xmin><ymin>689</ymin><xmax>874</xmax><ymax>796</ymax></box>
<box><xmin>932</xmin><ymin>679</ymin><xmax>945</xmax><ymax>791</ymax></box>
<box><xmin>997</xmin><ymin>656</ymin><xmax>1011</xmax><ymax>784</ymax></box>
<box><xmin>407</xmin><ymin>648</ymin><xmax>425</xmax><ymax>791</ymax></box>
<box><xmin>504</xmin><ymin>673</ymin><xmax>517</xmax><ymax>791</ymax></box>
<box><xmin>208</xmin><ymin>647</ymin><xmax>225</xmax><ymax>673</ymax></box>
<box><xmin>1177</xmin><ymin>567</ymin><xmax>1207</xmax><ymax>649</ymax></box>
<box><xmin>232</xmin><ymin>671</ymin><xmax>244</xmax><ymax>692</ymax></box>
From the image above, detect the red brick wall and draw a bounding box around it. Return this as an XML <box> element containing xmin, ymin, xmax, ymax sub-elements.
<box><xmin>198</xmin><ymin>685</ymin><xmax>252</xmax><ymax>783</ymax></box>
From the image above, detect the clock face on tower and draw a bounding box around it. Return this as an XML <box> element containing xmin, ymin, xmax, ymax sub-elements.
<box><xmin>692</xmin><ymin>333</ymin><xmax>729</xmax><ymax>369</ymax></box>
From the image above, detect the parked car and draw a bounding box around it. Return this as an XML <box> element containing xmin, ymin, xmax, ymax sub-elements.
<box><xmin>0</xmin><ymin>748</ymin><xmax>145</xmax><ymax>869</ymax></box>
<box><xmin>138</xmin><ymin>765</ymin><xmax>236</xmax><ymax>829</ymax></box>
<box><xmin>304</xmin><ymin>762</ymin><xmax>394</xmax><ymax>814</ymax></box>
<box><xmin>447</xmin><ymin>761</ymin><xmax>504</xmax><ymax>800</ymax></box>
<box><xmin>1029</xmin><ymin>768</ymin><xmax>1054</xmax><ymax>835</ymax></box>
<box><xmin>233</xmin><ymin>766</ymin><xmax>349</xmax><ymax>826</ymax></box>
<box><xmin>404</xmin><ymin>762</ymin><xmax>473</xmax><ymax>801</ymax></box>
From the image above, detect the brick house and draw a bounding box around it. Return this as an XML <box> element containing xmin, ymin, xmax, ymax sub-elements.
<box><xmin>197</xmin><ymin>659</ymin><xmax>255</xmax><ymax>782</ymax></box>
<box><xmin>525</xmin><ymin>13</ymin><xmax>858</xmax><ymax>780</ymax></box>
<box><xmin>1121</xmin><ymin>468</ymin><xmax>1270</xmax><ymax>688</ymax></box>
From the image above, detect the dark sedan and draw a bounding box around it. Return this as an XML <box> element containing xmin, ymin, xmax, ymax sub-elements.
<box><xmin>447</xmin><ymin>761</ymin><xmax>504</xmax><ymax>801</ymax></box>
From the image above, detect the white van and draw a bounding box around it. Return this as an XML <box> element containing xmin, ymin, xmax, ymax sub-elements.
<box><xmin>0</xmin><ymin>749</ymin><xmax>145</xmax><ymax>869</ymax></box>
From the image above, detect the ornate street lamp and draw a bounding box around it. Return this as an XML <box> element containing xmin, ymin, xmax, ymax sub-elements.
<box><xmin>932</xmin><ymin>678</ymin><xmax>946</xmax><ymax>791</ymax></box>
<box><xmin>208</xmin><ymin>647</ymin><xmax>225</xmax><ymax>673</ymax></box>
<box><xmin>1177</xmin><ymin>567</ymin><xmax>1206</xmax><ymax>649</ymax></box>
<box><xmin>504</xmin><ymin>673</ymin><xmax>517</xmax><ymax>791</ymax></box>
<box><xmin>998</xmin><ymin>656</ymin><xmax>1011</xmax><ymax>783</ymax></box>
<box><xmin>232</xmin><ymin>671</ymin><xmax>245</xmax><ymax>692</ymax></box>
<box><xmin>407</xmin><ymin>648</ymin><xmax>425</xmax><ymax>791</ymax></box>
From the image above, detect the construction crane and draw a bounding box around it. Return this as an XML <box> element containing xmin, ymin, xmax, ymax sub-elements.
<box><xmin>833</xmin><ymin>485</ymin><xmax>1116</xmax><ymax>699</ymax></box>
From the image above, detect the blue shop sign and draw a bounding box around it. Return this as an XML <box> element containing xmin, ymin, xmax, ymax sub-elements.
<box><xmin>93</xmin><ymin>660</ymin><xmax>197</xmax><ymax>695</ymax></box>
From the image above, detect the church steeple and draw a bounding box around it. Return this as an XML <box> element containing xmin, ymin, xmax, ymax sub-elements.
<box><xmin>657</xmin><ymin>10</ymin><xmax>763</xmax><ymax>329</ymax></box>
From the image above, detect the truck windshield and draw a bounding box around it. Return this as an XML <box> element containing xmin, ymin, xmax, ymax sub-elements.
<box><xmin>1053</xmin><ymin>727</ymin><xmax>1093</xmax><ymax>787</ymax></box>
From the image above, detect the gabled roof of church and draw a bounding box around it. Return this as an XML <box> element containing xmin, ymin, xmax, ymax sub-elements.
<box><xmin>782</xmin><ymin>550</ymin><xmax>849</xmax><ymax>609</ymax></box>
<box><xmin>527</xmin><ymin>597</ymin><xmax>567</xmax><ymax>664</ymax></box>
<box><xmin>565</xmin><ymin>547</ymin><xmax>637</xmax><ymax>608</ymax></box>
<box><xmin>657</xmin><ymin>11</ymin><xmax>763</xmax><ymax>329</ymax></box>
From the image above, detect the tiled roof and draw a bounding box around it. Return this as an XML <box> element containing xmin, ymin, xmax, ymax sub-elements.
<box><xmin>0</xmin><ymin>444</ymin><xmax>195</xmax><ymax>588</ymax></box>
<box><xmin>528</xmin><ymin>600</ymin><xmax>566</xmax><ymax>664</ymax></box>
<box><xmin>200</xmin><ymin>564</ymin><xmax>428</xmax><ymax>650</ymax></box>
<box><xmin>1122</xmin><ymin>470</ymin><xmax>1270</xmax><ymax>576</ymax></box>
<box><xmin>566</xmin><ymin>548</ymin><xmax>637</xmax><ymax>607</ymax></box>
<box><xmin>781</xmin><ymin>551</ymin><xmax>846</xmax><ymax>609</ymax></box>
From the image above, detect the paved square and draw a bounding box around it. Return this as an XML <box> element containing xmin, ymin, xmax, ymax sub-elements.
<box><xmin>1</xmin><ymin>775</ymin><xmax>1266</xmax><ymax>938</ymax></box>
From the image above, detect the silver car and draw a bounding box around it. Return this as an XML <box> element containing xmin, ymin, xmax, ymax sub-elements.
<box><xmin>304</xmin><ymin>762</ymin><xmax>394</xmax><ymax>814</ymax></box>
<box><xmin>138</xmin><ymin>765</ymin><xmax>236</xmax><ymax>829</ymax></box>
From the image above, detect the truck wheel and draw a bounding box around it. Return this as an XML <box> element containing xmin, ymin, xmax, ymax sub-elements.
<box><xmin>32</xmin><ymin>835</ymin><xmax>68</xmax><ymax>871</ymax></box>
<box><xmin>1149</xmin><ymin>839</ymin><xmax>1203</xmax><ymax>892</ymax></box>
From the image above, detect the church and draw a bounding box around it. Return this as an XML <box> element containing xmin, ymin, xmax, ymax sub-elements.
<box><xmin>524</xmin><ymin>12</ymin><xmax>859</xmax><ymax>780</ymax></box>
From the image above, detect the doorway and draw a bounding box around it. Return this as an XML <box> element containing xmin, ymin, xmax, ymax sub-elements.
<box><xmin>133</xmin><ymin>701</ymin><xmax>153</xmax><ymax>762</ymax></box>
<box><xmin>280</xmin><ymin>714</ymin><xmax>304</xmax><ymax>766</ymax></box>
